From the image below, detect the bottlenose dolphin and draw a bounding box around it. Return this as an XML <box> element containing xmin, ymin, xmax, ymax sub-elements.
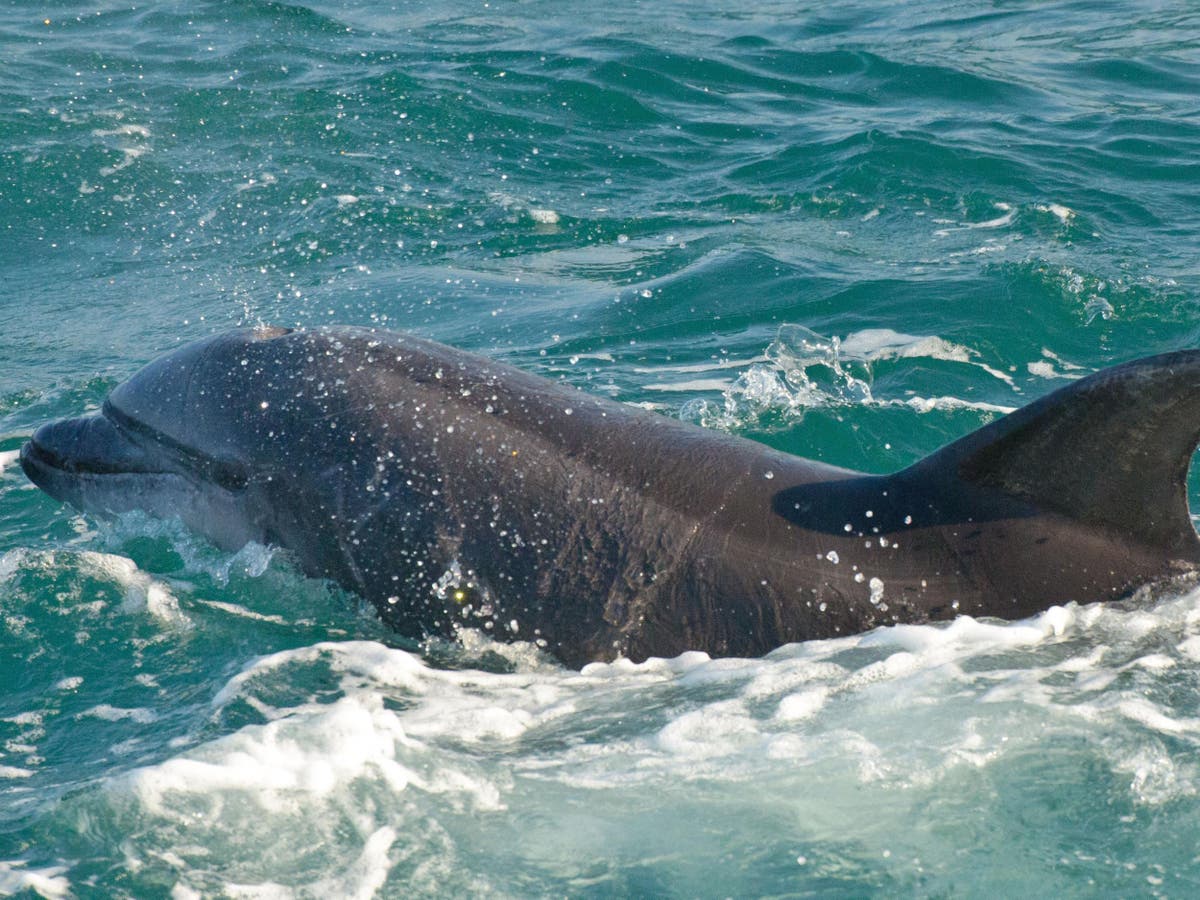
<box><xmin>20</xmin><ymin>327</ymin><xmax>1200</xmax><ymax>666</ymax></box>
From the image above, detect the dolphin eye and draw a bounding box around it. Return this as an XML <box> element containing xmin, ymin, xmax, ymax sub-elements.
<box><xmin>208</xmin><ymin>459</ymin><xmax>249</xmax><ymax>492</ymax></box>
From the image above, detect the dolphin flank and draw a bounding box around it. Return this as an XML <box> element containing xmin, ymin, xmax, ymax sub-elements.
<box><xmin>20</xmin><ymin>327</ymin><xmax>1200</xmax><ymax>666</ymax></box>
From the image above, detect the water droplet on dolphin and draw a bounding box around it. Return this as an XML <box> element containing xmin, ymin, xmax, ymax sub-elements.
<box><xmin>869</xmin><ymin>577</ymin><xmax>885</xmax><ymax>605</ymax></box>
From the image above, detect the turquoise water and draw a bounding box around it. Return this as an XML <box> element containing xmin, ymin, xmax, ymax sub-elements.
<box><xmin>3</xmin><ymin>1</ymin><xmax>1200</xmax><ymax>895</ymax></box>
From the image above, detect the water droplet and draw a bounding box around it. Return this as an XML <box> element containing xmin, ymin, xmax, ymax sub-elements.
<box><xmin>869</xmin><ymin>577</ymin><xmax>885</xmax><ymax>605</ymax></box>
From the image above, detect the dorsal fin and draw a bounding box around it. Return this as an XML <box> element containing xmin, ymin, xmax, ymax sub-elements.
<box><xmin>909</xmin><ymin>350</ymin><xmax>1200</xmax><ymax>553</ymax></box>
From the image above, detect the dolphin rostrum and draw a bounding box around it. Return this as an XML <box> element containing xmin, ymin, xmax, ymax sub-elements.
<box><xmin>20</xmin><ymin>327</ymin><xmax>1200</xmax><ymax>666</ymax></box>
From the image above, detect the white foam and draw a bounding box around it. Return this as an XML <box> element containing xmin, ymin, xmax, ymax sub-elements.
<box><xmin>1036</xmin><ymin>203</ymin><xmax>1074</xmax><ymax>223</ymax></box>
<box><xmin>128</xmin><ymin>698</ymin><xmax>421</xmax><ymax>807</ymax></box>
<box><xmin>92</xmin><ymin>124</ymin><xmax>151</xmax><ymax>139</ymax></box>
<box><xmin>80</xmin><ymin>705</ymin><xmax>158</xmax><ymax>724</ymax></box>
<box><xmin>635</xmin><ymin>357</ymin><xmax>763</xmax><ymax>375</ymax></box>
<box><xmin>964</xmin><ymin>206</ymin><xmax>1015</xmax><ymax>229</ymax></box>
<box><xmin>839</xmin><ymin>328</ymin><xmax>974</xmax><ymax>364</ymax></box>
<box><xmin>195</xmin><ymin>599</ymin><xmax>291</xmax><ymax>626</ymax></box>
<box><xmin>0</xmin><ymin>449</ymin><xmax>21</xmax><ymax>476</ymax></box>
<box><xmin>99</xmin><ymin>146</ymin><xmax>148</xmax><ymax>176</ymax></box>
<box><xmin>79</xmin><ymin>581</ymin><xmax>1200</xmax><ymax>897</ymax></box>
<box><xmin>302</xmin><ymin>826</ymin><xmax>396</xmax><ymax>900</ymax></box>
<box><xmin>900</xmin><ymin>396</ymin><xmax>1017</xmax><ymax>414</ymax></box>
<box><xmin>643</xmin><ymin>378</ymin><xmax>735</xmax><ymax>393</ymax></box>
<box><xmin>1116</xmin><ymin>697</ymin><xmax>1200</xmax><ymax>737</ymax></box>
<box><xmin>833</xmin><ymin>330</ymin><xmax>1017</xmax><ymax>389</ymax></box>
<box><xmin>0</xmin><ymin>548</ymin><xmax>27</xmax><ymax>583</ymax></box>
<box><xmin>1027</xmin><ymin>361</ymin><xmax>1060</xmax><ymax>379</ymax></box>
<box><xmin>1178</xmin><ymin>635</ymin><xmax>1200</xmax><ymax>661</ymax></box>
<box><xmin>180</xmin><ymin>823</ymin><xmax>397</xmax><ymax>900</ymax></box>
<box><xmin>861</xmin><ymin>609</ymin><xmax>1068</xmax><ymax>653</ymax></box>
<box><xmin>776</xmin><ymin>686</ymin><xmax>830</xmax><ymax>721</ymax></box>
<box><xmin>0</xmin><ymin>860</ymin><xmax>71</xmax><ymax>899</ymax></box>
<box><xmin>656</xmin><ymin>701</ymin><xmax>758</xmax><ymax>757</ymax></box>
<box><xmin>1111</xmin><ymin>745</ymin><xmax>1195</xmax><ymax>806</ymax></box>
<box><xmin>212</xmin><ymin>642</ymin><xmax>428</xmax><ymax>710</ymax></box>
<box><xmin>75</xmin><ymin>552</ymin><xmax>189</xmax><ymax>627</ymax></box>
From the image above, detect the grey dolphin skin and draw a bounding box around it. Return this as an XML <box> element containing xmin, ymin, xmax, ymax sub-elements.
<box><xmin>20</xmin><ymin>327</ymin><xmax>1200</xmax><ymax>666</ymax></box>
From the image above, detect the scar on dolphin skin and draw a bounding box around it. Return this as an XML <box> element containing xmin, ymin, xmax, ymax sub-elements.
<box><xmin>21</xmin><ymin>326</ymin><xmax>1200</xmax><ymax>667</ymax></box>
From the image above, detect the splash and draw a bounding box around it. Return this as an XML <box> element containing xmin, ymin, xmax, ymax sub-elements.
<box><xmin>679</xmin><ymin>324</ymin><xmax>1016</xmax><ymax>430</ymax></box>
<box><xmin>73</xmin><ymin>583</ymin><xmax>1200</xmax><ymax>895</ymax></box>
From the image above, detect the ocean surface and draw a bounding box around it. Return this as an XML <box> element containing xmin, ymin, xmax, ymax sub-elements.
<box><xmin>2</xmin><ymin>1</ymin><xmax>1200</xmax><ymax>896</ymax></box>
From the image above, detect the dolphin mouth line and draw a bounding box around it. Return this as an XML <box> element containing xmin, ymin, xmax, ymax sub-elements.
<box><xmin>22</xmin><ymin>405</ymin><xmax>250</xmax><ymax>494</ymax></box>
<box><xmin>101</xmin><ymin>401</ymin><xmax>251</xmax><ymax>491</ymax></box>
<box><xmin>21</xmin><ymin>434</ymin><xmax>88</xmax><ymax>477</ymax></box>
<box><xmin>22</xmin><ymin>420</ymin><xmax>166</xmax><ymax>479</ymax></box>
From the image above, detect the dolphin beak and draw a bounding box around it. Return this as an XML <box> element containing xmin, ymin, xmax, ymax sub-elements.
<box><xmin>20</xmin><ymin>415</ymin><xmax>156</xmax><ymax>501</ymax></box>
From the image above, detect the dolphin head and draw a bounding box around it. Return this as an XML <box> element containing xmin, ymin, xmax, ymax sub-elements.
<box><xmin>20</xmin><ymin>326</ymin><xmax>297</xmax><ymax>548</ymax></box>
